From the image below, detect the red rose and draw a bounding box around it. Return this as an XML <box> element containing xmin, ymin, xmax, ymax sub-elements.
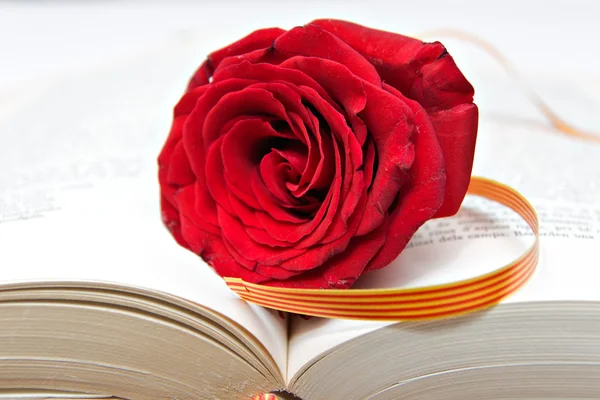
<box><xmin>158</xmin><ymin>19</ymin><xmax>478</xmax><ymax>289</ymax></box>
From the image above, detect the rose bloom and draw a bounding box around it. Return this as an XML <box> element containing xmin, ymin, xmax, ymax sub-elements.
<box><xmin>158</xmin><ymin>19</ymin><xmax>478</xmax><ymax>289</ymax></box>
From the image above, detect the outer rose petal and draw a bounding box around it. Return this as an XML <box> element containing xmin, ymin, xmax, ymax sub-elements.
<box><xmin>187</xmin><ymin>27</ymin><xmax>285</xmax><ymax>91</ymax></box>
<box><xmin>310</xmin><ymin>19</ymin><xmax>477</xmax><ymax>216</ymax></box>
<box><xmin>158</xmin><ymin>87</ymin><xmax>206</xmax><ymax>197</ymax></box>
<box><xmin>166</xmin><ymin>141</ymin><xmax>195</xmax><ymax>188</ymax></box>
<box><xmin>273</xmin><ymin>24</ymin><xmax>381</xmax><ymax>86</ymax></box>
<box><xmin>366</xmin><ymin>95</ymin><xmax>446</xmax><ymax>271</ymax></box>
<box><xmin>175</xmin><ymin>185</ymin><xmax>216</xmax><ymax>253</ymax></box>
<box><xmin>204</xmin><ymin>239</ymin><xmax>272</xmax><ymax>284</ymax></box>
<box><xmin>209</xmin><ymin>28</ymin><xmax>285</xmax><ymax>67</ymax></box>
<box><xmin>309</xmin><ymin>19</ymin><xmax>422</xmax><ymax>71</ymax></box>
<box><xmin>267</xmin><ymin>219</ymin><xmax>389</xmax><ymax>289</ymax></box>
<box><xmin>186</xmin><ymin>60</ymin><xmax>212</xmax><ymax>91</ymax></box>
<box><xmin>355</xmin><ymin>82</ymin><xmax>416</xmax><ymax>236</ymax></box>
<box><xmin>385</xmin><ymin>84</ymin><xmax>478</xmax><ymax>217</ymax></box>
<box><xmin>309</xmin><ymin>19</ymin><xmax>473</xmax><ymax>109</ymax></box>
<box><xmin>160</xmin><ymin>195</ymin><xmax>186</xmax><ymax>249</ymax></box>
<box><xmin>428</xmin><ymin>103</ymin><xmax>478</xmax><ymax>217</ymax></box>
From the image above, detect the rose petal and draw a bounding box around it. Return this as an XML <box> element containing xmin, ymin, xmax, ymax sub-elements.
<box><xmin>306</xmin><ymin>22</ymin><xmax>477</xmax><ymax>217</ymax></box>
<box><xmin>254</xmin><ymin>178</ymin><xmax>336</xmax><ymax>246</ymax></box>
<box><xmin>265</xmin><ymin>218</ymin><xmax>388</xmax><ymax>288</ymax></box>
<box><xmin>204</xmin><ymin>239</ymin><xmax>271</xmax><ymax>284</ymax></box>
<box><xmin>205</xmin><ymin>136</ymin><xmax>233</xmax><ymax>213</ymax></box>
<box><xmin>244</xmin><ymin>224</ymin><xmax>293</xmax><ymax>248</ymax></box>
<box><xmin>365</xmin><ymin>97</ymin><xmax>446</xmax><ymax>271</ymax></box>
<box><xmin>348</xmin><ymin>113</ymin><xmax>368</xmax><ymax>146</ymax></box>
<box><xmin>253</xmin><ymin>108</ymin><xmax>347</xmax><ymax>248</ymax></box>
<box><xmin>166</xmin><ymin>141</ymin><xmax>195</xmax><ymax>187</ymax></box>
<box><xmin>247</xmin><ymin>82</ymin><xmax>331</xmax><ymax>197</ymax></box>
<box><xmin>363</xmin><ymin>138</ymin><xmax>376</xmax><ymax>189</ymax></box>
<box><xmin>295</xmin><ymin>85</ymin><xmax>363</xmax><ymax>190</ymax></box>
<box><xmin>260</xmin><ymin>151</ymin><xmax>300</xmax><ymax>203</ymax></box>
<box><xmin>159</xmin><ymin>87</ymin><xmax>206</xmax><ymax>195</ymax></box>
<box><xmin>252</xmin><ymin>263</ymin><xmax>304</xmax><ymax>280</ymax></box>
<box><xmin>284</xmin><ymin>109</ymin><xmax>326</xmax><ymax>198</ymax></box>
<box><xmin>202</xmin><ymin>87</ymin><xmax>288</xmax><ymax>148</ymax></box>
<box><xmin>227</xmin><ymin>191</ymin><xmax>262</xmax><ymax>229</ymax></box>
<box><xmin>244</xmin><ymin>130</ymin><xmax>341</xmax><ymax>249</ymax></box>
<box><xmin>319</xmin><ymin>120</ymin><xmax>365</xmax><ymax>245</ymax></box>
<box><xmin>255</xmin><ymin>186</ymin><xmax>368</xmax><ymax>276</ymax></box>
<box><xmin>256</xmin><ymin>164</ymin><xmax>368</xmax><ymax>280</ymax></box>
<box><xmin>159</xmin><ymin>88</ymin><xmax>216</xmax><ymax>234</ymax></box>
<box><xmin>187</xmin><ymin>60</ymin><xmax>213</xmax><ymax>91</ymax></box>
<box><xmin>274</xmin><ymin>24</ymin><xmax>381</xmax><ymax>86</ymax></box>
<box><xmin>214</xmin><ymin>46</ymin><xmax>289</xmax><ymax>74</ymax></box>
<box><xmin>272</xmin><ymin>146</ymin><xmax>307</xmax><ymax>177</ymax></box>
<box><xmin>218</xmin><ymin>206</ymin><xmax>306</xmax><ymax>264</ymax></box>
<box><xmin>385</xmin><ymin>83</ymin><xmax>477</xmax><ymax>217</ymax></box>
<box><xmin>194</xmin><ymin>182</ymin><xmax>220</xmax><ymax>232</ymax></box>
<box><xmin>160</xmin><ymin>194</ymin><xmax>186</xmax><ymax>249</ymax></box>
<box><xmin>209</xmin><ymin>28</ymin><xmax>285</xmax><ymax>66</ymax></box>
<box><xmin>175</xmin><ymin>86</ymin><xmax>208</xmax><ymax>116</ymax></box>
<box><xmin>405</xmin><ymin>45</ymin><xmax>475</xmax><ymax>111</ymax></box>
<box><xmin>212</xmin><ymin>61</ymin><xmax>333</xmax><ymax>105</ymax></box>
<box><xmin>174</xmin><ymin>185</ymin><xmax>219</xmax><ymax>253</ymax></box>
<box><xmin>222</xmin><ymin>118</ymin><xmax>301</xmax><ymax>215</ymax></box>
<box><xmin>220</xmin><ymin>232</ymin><xmax>259</xmax><ymax>271</ymax></box>
<box><xmin>320</xmin><ymin>170</ymin><xmax>365</xmax><ymax>245</ymax></box>
<box><xmin>250</xmin><ymin>81</ymin><xmax>315</xmax><ymax>142</ymax></box>
<box><xmin>309</xmin><ymin>19</ymin><xmax>474</xmax><ymax>110</ymax></box>
<box><xmin>268</xmin><ymin>84</ymin><xmax>366</xmax><ymax>246</ymax></box>
<box><xmin>251</xmin><ymin>170</ymin><xmax>307</xmax><ymax>223</ymax></box>
<box><xmin>428</xmin><ymin>103</ymin><xmax>478</xmax><ymax>217</ymax></box>
<box><xmin>309</xmin><ymin>19</ymin><xmax>423</xmax><ymax>76</ymax></box>
<box><xmin>187</xmin><ymin>27</ymin><xmax>285</xmax><ymax>91</ymax></box>
<box><xmin>356</xmin><ymin>83</ymin><xmax>416</xmax><ymax>235</ymax></box>
<box><xmin>280</xmin><ymin>56</ymin><xmax>367</xmax><ymax>116</ymax></box>
<box><xmin>158</xmin><ymin>116</ymin><xmax>186</xmax><ymax>204</ymax></box>
<box><xmin>182</xmin><ymin>78</ymin><xmax>255</xmax><ymax>178</ymax></box>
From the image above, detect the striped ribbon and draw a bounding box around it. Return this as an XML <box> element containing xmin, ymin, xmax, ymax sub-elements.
<box><xmin>226</xmin><ymin>177</ymin><xmax>539</xmax><ymax>321</ymax></box>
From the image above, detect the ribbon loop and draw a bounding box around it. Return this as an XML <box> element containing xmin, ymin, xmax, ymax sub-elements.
<box><xmin>226</xmin><ymin>177</ymin><xmax>539</xmax><ymax>321</ymax></box>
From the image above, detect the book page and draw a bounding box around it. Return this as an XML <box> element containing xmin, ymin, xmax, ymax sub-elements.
<box><xmin>287</xmin><ymin>72</ymin><xmax>600</xmax><ymax>380</ymax></box>
<box><xmin>0</xmin><ymin>34</ymin><xmax>288</xmax><ymax>376</ymax></box>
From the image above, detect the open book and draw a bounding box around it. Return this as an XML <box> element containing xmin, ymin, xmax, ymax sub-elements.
<box><xmin>1</xmin><ymin>34</ymin><xmax>600</xmax><ymax>400</ymax></box>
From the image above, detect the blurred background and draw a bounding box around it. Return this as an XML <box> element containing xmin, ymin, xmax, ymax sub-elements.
<box><xmin>1</xmin><ymin>0</ymin><xmax>598</xmax><ymax>89</ymax></box>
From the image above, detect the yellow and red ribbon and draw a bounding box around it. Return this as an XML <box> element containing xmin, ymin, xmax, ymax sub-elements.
<box><xmin>226</xmin><ymin>177</ymin><xmax>539</xmax><ymax>321</ymax></box>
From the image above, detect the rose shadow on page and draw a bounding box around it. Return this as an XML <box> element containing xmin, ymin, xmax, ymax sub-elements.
<box><xmin>351</xmin><ymin>200</ymin><xmax>533</xmax><ymax>291</ymax></box>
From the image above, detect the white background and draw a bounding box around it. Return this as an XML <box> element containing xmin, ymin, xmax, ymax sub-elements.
<box><xmin>1</xmin><ymin>0</ymin><xmax>599</xmax><ymax>94</ymax></box>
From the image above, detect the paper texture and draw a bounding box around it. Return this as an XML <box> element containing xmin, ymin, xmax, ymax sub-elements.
<box><xmin>0</xmin><ymin>35</ymin><xmax>289</xmax><ymax>376</ymax></box>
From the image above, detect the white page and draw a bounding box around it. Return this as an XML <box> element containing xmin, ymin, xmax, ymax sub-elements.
<box><xmin>287</xmin><ymin>72</ymin><xmax>600</xmax><ymax>379</ymax></box>
<box><xmin>0</xmin><ymin>34</ymin><xmax>289</xmax><ymax>376</ymax></box>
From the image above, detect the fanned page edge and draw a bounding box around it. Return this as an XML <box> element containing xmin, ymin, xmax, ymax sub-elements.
<box><xmin>0</xmin><ymin>279</ymin><xmax>285</xmax><ymax>387</ymax></box>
